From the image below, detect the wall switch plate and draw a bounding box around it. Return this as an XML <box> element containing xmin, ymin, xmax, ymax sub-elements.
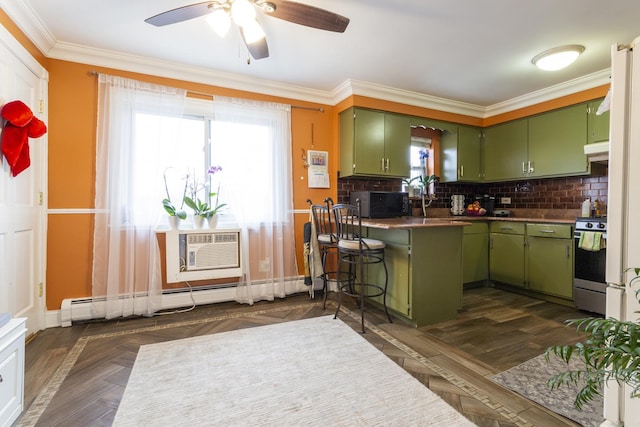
<box><xmin>500</xmin><ymin>197</ymin><xmax>511</xmax><ymax>204</ymax></box>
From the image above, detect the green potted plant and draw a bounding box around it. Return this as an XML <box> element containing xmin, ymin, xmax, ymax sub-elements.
<box><xmin>418</xmin><ymin>174</ymin><xmax>437</xmax><ymax>216</ymax></box>
<box><xmin>418</xmin><ymin>174</ymin><xmax>437</xmax><ymax>195</ymax></box>
<box><xmin>402</xmin><ymin>176</ymin><xmax>419</xmax><ymax>197</ymax></box>
<box><xmin>162</xmin><ymin>168</ymin><xmax>187</xmax><ymax>229</ymax></box>
<box><xmin>545</xmin><ymin>267</ymin><xmax>640</xmax><ymax>409</ymax></box>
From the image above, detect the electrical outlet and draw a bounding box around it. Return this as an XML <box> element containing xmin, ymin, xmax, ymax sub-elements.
<box><xmin>500</xmin><ymin>197</ymin><xmax>511</xmax><ymax>204</ymax></box>
<box><xmin>259</xmin><ymin>258</ymin><xmax>271</xmax><ymax>272</ymax></box>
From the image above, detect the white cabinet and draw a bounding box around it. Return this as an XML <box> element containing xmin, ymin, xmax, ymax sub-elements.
<box><xmin>0</xmin><ymin>318</ymin><xmax>26</xmax><ymax>427</ymax></box>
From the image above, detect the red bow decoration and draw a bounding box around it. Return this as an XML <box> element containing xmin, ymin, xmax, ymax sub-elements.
<box><xmin>1</xmin><ymin>100</ymin><xmax>47</xmax><ymax>177</ymax></box>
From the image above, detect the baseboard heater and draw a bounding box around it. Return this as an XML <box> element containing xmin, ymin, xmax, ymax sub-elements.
<box><xmin>59</xmin><ymin>277</ymin><xmax>307</xmax><ymax>327</ymax></box>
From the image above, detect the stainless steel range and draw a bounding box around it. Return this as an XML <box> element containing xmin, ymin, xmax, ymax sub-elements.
<box><xmin>573</xmin><ymin>217</ymin><xmax>607</xmax><ymax>315</ymax></box>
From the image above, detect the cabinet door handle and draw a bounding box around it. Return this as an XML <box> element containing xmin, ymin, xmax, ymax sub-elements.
<box><xmin>380</xmin><ymin>158</ymin><xmax>385</xmax><ymax>172</ymax></box>
<box><xmin>460</xmin><ymin>165</ymin><xmax>464</xmax><ymax>177</ymax></box>
<box><xmin>540</xmin><ymin>230</ymin><xmax>556</xmax><ymax>234</ymax></box>
<box><xmin>566</xmin><ymin>244</ymin><xmax>570</xmax><ymax>258</ymax></box>
<box><xmin>499</xmin><ymin>227</ymin><xmax>513</xmax><ymax>231</ymax></box>
<box><xmin>522</xmin><ymin>162</ymin><xmax>526</xmax><ymax>174</ymax></box>
<box><xmin>528</xmin><ymin>161</ymin><xmax>534</xmax><ymax>173</ymax></box>
<box><xmin>386</xmin><ymin>158</ymin><xmax>390</xmax><ymax>172</ymax></box>
<box><xmin>0</xmin><ymin>374</ymin><xmax>3</xmax><ymax>383</ymax></box>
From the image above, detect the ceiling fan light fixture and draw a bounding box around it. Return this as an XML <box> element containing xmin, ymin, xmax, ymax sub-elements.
<box><xmin>231</xmin><ymin>0</ymin><xmax>256</xmax><ymax>26</ymax></box>
<box><xmin>532</xmin><ymin>45</ymin><xmax>585</xmax><ymax>71</ymax></box>
<box><xmin>242</xmin><ymin>18</ymin><xmax>266</xmax><ymax>44</ymax></box>
<box><xmin>206</xmin><ymin>8</ymin><xmax>231</xmax><ymax>37</ymax></box>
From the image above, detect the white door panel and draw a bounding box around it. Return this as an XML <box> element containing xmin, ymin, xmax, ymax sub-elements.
<box><xmin>0</xmin><ymin>26</ymin><xmax>47</xmax><ymax>336</ymax></box>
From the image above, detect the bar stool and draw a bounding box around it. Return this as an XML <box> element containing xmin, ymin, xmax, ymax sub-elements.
<box><xmin>306</xmin><ymin>198</ymin><xmax>338</xmax><ymax>308</ymax></box>
<box><xmin>332</xmin><ymin>199</ymin><xmax>392</xmax><ymax>333</ymax></box>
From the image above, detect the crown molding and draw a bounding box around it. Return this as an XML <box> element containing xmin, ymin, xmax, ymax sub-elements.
<box><xmin>0</xmin><ymin>14</ymin><xmax>47</xmax><ymax>79</ymax></box>
<box><xmin>48</xmin><ymin>41</ymin><xmax>337</xmax><ymax>105</ymax></box>
<box><xmin>341</xmin><ymin>79</ymin><xmax>487</xmax><ymax>117</ymax></box>
<box><xmin>0</xmin><ymin>0</ymin><xmax>55</xmax><ymax>55</ymax></box>
<box><xmin>46</xmin><ymin>42</ymin><xmax>614</xmax><ymax>118</ymax></box>
<box><xmin>484</xmin><ymin>69</ymin><xmax>611</xmax><ymax>117</ymax></box>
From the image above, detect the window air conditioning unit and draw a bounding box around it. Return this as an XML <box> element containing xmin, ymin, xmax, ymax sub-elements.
<box><xmin>164</xmin><ymin>229</ymin><xmax>242</xmax><ymax>283</ymax></box>
<box><xmin>185</xmin><ymin>232</ymin><xmax>239</xmax><ymax>270</ymax></box>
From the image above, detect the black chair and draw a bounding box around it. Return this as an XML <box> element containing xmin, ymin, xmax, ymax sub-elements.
<box><xmin>332</xmin><ymin>199</ymin><xmax>392</xmax><ymax>333</ymax></box>
<box><xmin>306</xmin><ymin>198</ymin><xmax>339</xmax><ymax>308</ymax></box>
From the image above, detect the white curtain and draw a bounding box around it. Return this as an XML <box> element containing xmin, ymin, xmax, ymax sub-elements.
<box><xmin>212</xmin><ymin>96</ymin><xmax>300</xmax><ymax>304</ymax></box>
<box><xmin>93</xmin><ymin>74</ymin><xmax>186</xmax><ymax>319</ymax></box>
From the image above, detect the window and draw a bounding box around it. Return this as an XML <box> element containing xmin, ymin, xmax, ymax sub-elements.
<box><xmin>133</xmin><ymin>97</ymin><xmax>289</xmax><ymax>227</ymax></box>
<box><xmin>133</xmin><ymin>113</ymin><xmax>205</xmax><ymax>225</ymax></box>
<box><xmin>409</xmin><ymin>136</ymin><xmax>431</xmax><ymax>181</ymax></box>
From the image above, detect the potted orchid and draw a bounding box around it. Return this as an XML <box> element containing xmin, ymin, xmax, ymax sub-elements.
<box><xmin>183</xmin><ymin>165</ymin><xmax>227</xmax><ymax>228</ymax></box>
<box><xmin>162</xmin><ymin>167</ymin><xmax>187</xmax><ymax>229</ymax></box>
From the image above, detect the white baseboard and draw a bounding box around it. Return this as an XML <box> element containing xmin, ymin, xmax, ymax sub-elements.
<box><xmin>51</xmin><ymin>277</ymin><xmax>310</xmax><ymax>328</ymax></box>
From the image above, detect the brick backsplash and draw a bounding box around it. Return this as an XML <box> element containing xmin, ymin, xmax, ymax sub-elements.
<box><xmin>337</xmin><ymin>164</ymin><xmax>609</xmax><ymax>211</ymax></box>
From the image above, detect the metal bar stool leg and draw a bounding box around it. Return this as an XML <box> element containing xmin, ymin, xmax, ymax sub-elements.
<box><xmin>381</xmin><ymin>253</ymin><xmax>393</xmax><ymax>323</ymax></box>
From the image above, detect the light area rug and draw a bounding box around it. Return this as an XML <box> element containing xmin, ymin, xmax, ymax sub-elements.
<box><xmin>113</xmin><ymin>315</ymin><xmax>475</xmax><ymax>426</ymax></box>
<box><xmin>491</xmin><ymin>353</ymin><xmax>604</xmax><ymax>427</ymax></box>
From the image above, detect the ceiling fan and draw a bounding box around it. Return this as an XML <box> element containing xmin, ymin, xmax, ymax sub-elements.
<box><xmin>145</xmin><ymin>0</ymin><xmax>350</xmax><ymax>60</ymax></box>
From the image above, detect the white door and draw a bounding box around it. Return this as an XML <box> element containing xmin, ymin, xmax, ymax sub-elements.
<box><xmin>0</xmin><ymin>27</ymin><xmax>47</xmax><ymax>336</ymax></box>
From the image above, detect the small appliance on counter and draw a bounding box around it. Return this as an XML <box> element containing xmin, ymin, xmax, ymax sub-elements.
<box><xmin>350</xmin><ymin>191</ymin><xmax>409</xmax><ymax>218</ymax></box>
<box><xmin>473</xmin><ymin>194</ymin><xmax>496</xmax><ymax>216</ymax></box>
<box><xmin>493</xmin><ymin>209</ymin><xmax>511</xmax><ymax>217</ymax></box>
<box><xmin>450</xmin><ymin>194</ymin><xmax>465</xmax><ymax>216</ymax></box>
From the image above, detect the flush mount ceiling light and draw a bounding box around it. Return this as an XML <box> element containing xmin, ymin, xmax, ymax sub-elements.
<box><xmin>532</xmin><ymin>45</ymin><xmax>585</xmax><ymax>71</ymax></box>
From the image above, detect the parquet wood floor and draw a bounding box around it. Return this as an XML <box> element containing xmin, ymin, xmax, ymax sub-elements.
<box><xmin>18</xmin><ymin>287</ymin><xmax>589</xmax><ymax>426</ymax></box>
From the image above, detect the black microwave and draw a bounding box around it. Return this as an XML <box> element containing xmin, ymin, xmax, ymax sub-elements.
<box><xmin>350</xmin><ymin>191</ymin><xmax>409</xmax><ymax>218</ymax></box>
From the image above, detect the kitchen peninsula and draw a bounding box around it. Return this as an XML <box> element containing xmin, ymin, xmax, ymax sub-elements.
<box><xmin>358</xmin><ymin>217</ymin><xmax>470</xmax><ymax>327</ymax></box>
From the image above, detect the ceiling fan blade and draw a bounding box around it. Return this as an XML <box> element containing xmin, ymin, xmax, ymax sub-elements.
<box><xmin>239</xmin><ymin>28</ymin><xmax>270</xmax><ymax>60</ymax></box>
<box><xmin>145</xmin><ymin>1</ymin><xmax>216</xmax><ymax>27</ymax></box>
<box><xmin>263</xmin><ymin>0</ymin><xmax>349</xmax><ymax>33</ymax></box>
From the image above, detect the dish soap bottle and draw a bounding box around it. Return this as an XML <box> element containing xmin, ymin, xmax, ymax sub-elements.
<box><xmin>581</xmin><ymin>198</ymin><xmax>591</xmax><ymax>217</ymax></box>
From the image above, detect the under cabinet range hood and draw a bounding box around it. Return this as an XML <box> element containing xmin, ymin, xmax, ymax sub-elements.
<box><xmin>584</xmin><ymin>141</ymin><xmax>609</xmax><ymax>162</ymax></box>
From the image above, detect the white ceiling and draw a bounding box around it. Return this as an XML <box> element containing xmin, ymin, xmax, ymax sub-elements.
<box><xmin>3</xmin><ymin>0</ymin><xmax>640</xmax><ymax>112</ymax></box>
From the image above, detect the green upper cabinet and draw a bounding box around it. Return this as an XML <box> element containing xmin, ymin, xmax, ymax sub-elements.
<box><xmin>339</xmin><ymin>107</ymin><xmax>411</xmax><ymax>178</ymax></box>
<box><xmin>440</xmin><ymin>125</ymin><xmax>482</xmax><ymax>182</ymax></box>
<box><xmin>587</xmin><ymin>97</ymin><xmax>610</xmax><ymax>144</ymax></box>
<box><xmin>483</xmin><ymin>119</ymin><xmax>528</xmax><ymax>181</ymax></box>
<box><xmin>384</xmin><ymin>113</ymin><xmax>412</xmax><ymax>177</ymax></box>
<box><xmin>483</xmin><ymin>101</ymin><xmax>598</xmax><ymax>181</ymax></box>
<box><xmin>528</xmin><ymin>103</ymin><xmax>589</xmax><ymax>177</ymax></box>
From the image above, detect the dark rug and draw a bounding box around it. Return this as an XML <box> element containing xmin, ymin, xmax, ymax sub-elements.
<box><xmin>492</xmin><ymin>353</ymin><xmax>604</xmax><ymax>426</ymax></box>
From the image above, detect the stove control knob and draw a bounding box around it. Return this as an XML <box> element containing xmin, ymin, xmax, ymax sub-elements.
<box><xmin>598</xmin><ymin>223</ymin><xmax>606</xmax><ymax>229</ymax></box>
<box><xmin>586</xmin><ymin>223</ymin><xmax>593</xmax><ymax>228</ymax></box>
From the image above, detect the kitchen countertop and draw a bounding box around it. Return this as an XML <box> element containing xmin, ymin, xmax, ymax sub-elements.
<box><xmin>360</xmin><ymin>217</ymin><xmax>472</xmax><ymax>229</ymax></box>
<box><xmin>421</xmin><ymin>208</ymin><xmax>579</xmax><ymax>225</ymax></box>
<box><xmin>446</xmin><ymin>216</ymin><xmax>576</xmax><ymax>225</ymax></box>
<box><xmin>361</xmin><ymin>215</ymin><xmax>576</xmax><ymax>229</ymax></box>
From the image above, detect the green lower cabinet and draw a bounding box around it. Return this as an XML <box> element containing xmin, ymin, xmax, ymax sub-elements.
<box><xmin>463</xmin><ymin>222</ymin><xmax>489</xmax><ymax>283</ymax></box>
<box><xmin>489</xmin><ymin>232</ymin><xmax>526</xmax><ymax>287</ymax></box>
<box><xmin>526</xmin><ymin>224</ymin><xmax>574</xmax><ymax>299</ymax></box>
<box><xmin>489</xmin><ymin>222</ymin><xmax>574</xmax><ymax>302</ymax></box>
